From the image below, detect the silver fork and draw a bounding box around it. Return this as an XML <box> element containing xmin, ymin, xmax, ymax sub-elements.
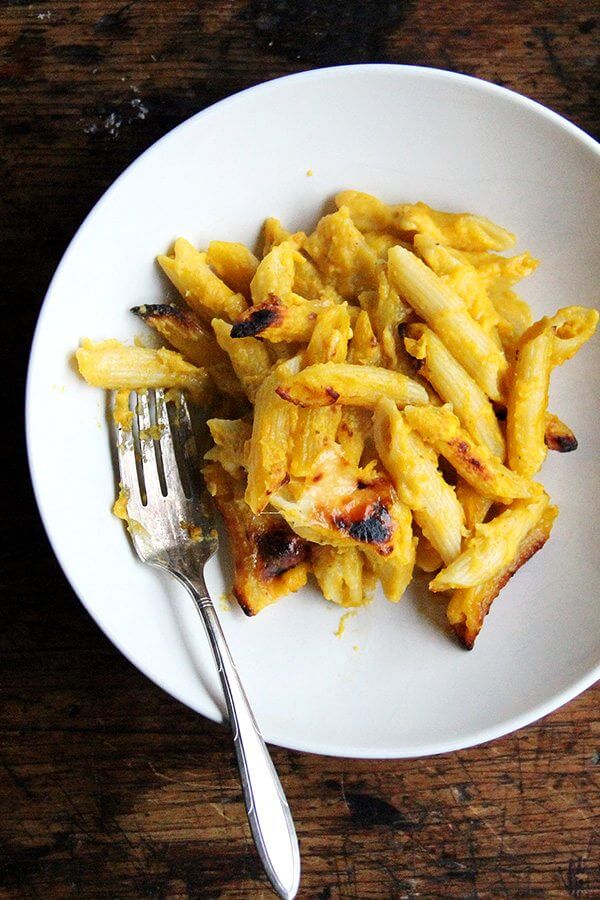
<box><xmin>115</xmin><ymin>388</ymin><xmax>300</xmax><ymax>900</ymax></box>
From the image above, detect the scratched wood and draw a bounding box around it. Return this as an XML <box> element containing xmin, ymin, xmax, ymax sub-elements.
<box><xmin>2</xmin><ymin>1</ymin><xmax>599</xmax><ymax>897</ymax></box>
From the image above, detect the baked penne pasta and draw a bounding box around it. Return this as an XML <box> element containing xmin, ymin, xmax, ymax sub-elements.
<box><xmin>364</xmin><ymin>499</ymin><xmax>416</xmax><ymax>601</ymax></box>
<box><xmin>312</xmin><ymin>546</ymin><xmax>376</xmax><ymax>608</ymax></box>
<box><xmin>429</xmin><ymin>491</ymin><xmax>549</xmax><ymax>592</ymax></box>
<box><xmin>250</xmin><ymin>241</ymin><xmax>296</xmax><ymax>306</ymax></box>
<box><xmin>403</xmin><ymin>323</ymin><xmax>505</xmax><ymax>459</ymax></box>
<box><xmin>507</xmin><ymin>307</ymin><xmax>598</xmax><ymax>476</ymax></box>
<box><xmin>347</xmin><ymin>309</ymin><xmax>382</xmax><ymax>367</ymax></box>
<box><xmin>455</xmin><ymin>478</ymin><xmax>493</xmax><ymax>534</ymax></box>
<box><xmin>276</xmin><ymin>362</ymin><xmax>429</xmax><ymax>409</ymax></box>
<box><xmin>245</xmin><ymin>358</ymin><xmax>300</xmax><ymax>514</ymax></box>
<box><xmin>394</xmin><ymin>201</ymin><xmax>516</xmax><ymax>251</ymax></box>
<box><xmin>206</xmin><ymin>241</ymin><xmax>259</xmax><ymax>298</ymax></box>
<box><xmin>132</xmin><ymin>304</ymin><xmax>244</xmax><ymax>397</ymax></box>
<box><xmin>414</xmin><ymin>531</ymin><xmax>443</xmax><ymax>573</ymax></box>
<box><xmin>230</xmin><ymin>293</ymin><xmax>329</xmax><ymax>343</ymax></box>
<box><xmin>78</xmin><ymin>193</ymin><xmax>597</xmax><ymax>646</ymax></box>
<box><xmin>304</xmin><ymin>206</ymin><xmax>379</xmax><ymax>300</ymax></box>
<box><xmin>388</xmin><ymin>245</ymin><xmax>508</xmax><ymax>401</ymax></box>
<box><xmin>158</xmin><ymin>238</ymin><xmax>247</xmax><ymax>322</ymax></box>
<box><xmin>204</xmin><ymin>418</ymin><xmax>252</xmax><ymax>478</ymax></box>
<box><xmin>76</xmin><ymin>339</ymin><xmax>215</xmax><ymax>405</ymax></box>
<box><xmin>211</xmin><ymin>318</ymin><xmax>271</xmax><ymax>403</ymax></box>
<box><xmin>204</xmin><ymin>461</ymin><xmax>310</xmax><ymax>615</ymax></box>
<box><xmin>447</xmin><ymin>504</ymin><xmax>557</xmax><ymax>648</ymax></box>
<box><xmin>403</xmin><ymin>404</ymin><xmax>533</xmax><ymax>501</ymax></box>
<box><xmin>413</xmin><ymin>234</ymin><xmax>500</xmax><ymax>335</ymax></box>
<box><xmin>373</xmin><ymin>398</ymin><xmax>464</xmax><ymax>565</ymax></box>
<box><xmin>290</xmin><ymin>306</ymin><xmax>350</xmax><ymax>476</ymax></box>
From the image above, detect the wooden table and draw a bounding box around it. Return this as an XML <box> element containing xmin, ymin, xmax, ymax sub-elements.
<box><xmin>3</xmin><ymin>1</ymin><xmax>598</xmax><ymax>896</ymax></box>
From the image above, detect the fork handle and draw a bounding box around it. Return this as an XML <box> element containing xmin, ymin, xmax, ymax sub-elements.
<box><xmin>176</xmin><ymin>573</ymin><xmax>300</xmax><ymax>900</ymax></box>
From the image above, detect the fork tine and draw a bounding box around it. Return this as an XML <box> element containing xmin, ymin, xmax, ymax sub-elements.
<box><xmin>136</xmin><ymin>390</ymin><xmax>163</xmax><ymax>501</ymax></box>
<box><xmin>175</xmin><ymin>392</ymin><xmax>200</xmax><ymax>491</ymax></box>
<box><xmin>113</xmin><ymin>392</ymin><xmax>142</xmax><ymax>512</ymax></box>
<box><xmin>154</xmin><ymin>389</ymin><xmax>181</xmax><ymax>495</ymax></box>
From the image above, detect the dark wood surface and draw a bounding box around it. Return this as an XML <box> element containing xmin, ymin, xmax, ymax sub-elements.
<box><xmin>2</xmin><ymin>1</ymin><xmax>599</xmax><ymax>897</ymax></box>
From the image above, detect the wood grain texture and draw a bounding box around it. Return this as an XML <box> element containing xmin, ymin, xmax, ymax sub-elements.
<box><xmin>2</xmin><ymin>1</ymin><xmax>599</xmax><ymax>896</ymax></box>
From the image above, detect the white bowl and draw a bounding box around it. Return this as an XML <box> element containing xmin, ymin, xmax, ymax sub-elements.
<box><xmin>26</xmin><ymin>65</ymin><xmax>600</xmax><ymax>758</ymax></box>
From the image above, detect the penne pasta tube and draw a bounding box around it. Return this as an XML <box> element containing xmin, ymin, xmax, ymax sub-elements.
<box><xmin>245</xmin><ymin>358</ymin><xmax>300</xmax><ymax>514</ymax></box>
<box><xmin>455</xmin><ymin>477</ymin><xmax>493</xmax><ymax>533</ymax></box>
<box><xmin>335</xmin><ymin>192</ymin><xmax>517</xmax><ymax>251</ymax></box>
<box><xmin>211</xmin><ymin>318</ymin><xmax>271</xmax><ymax>403</ymax></box>
<box><xmin>403</xmin><ymin>323</ymin><xmax>505</xmax><ymax>459</ymax></box>
<box><xmin>404</xmin><ymin>404</ymin><xmax>534</xmax><ymax>501</ymax></box>
<box><xmin>447</xmin><ymin>504</ymin><xmax>557</xmax><ymax>648</ymax></box>
<box><xmin>373</xmin><ymin>398</ymin><xmax>464</xmax><ymax>564</ymax></box>
<box><xmin>203</xmin><ymin>461</ymin><xmax>310</xmax><ymax>615</ymax></box>
<box><xmin>277</xmin><ymin>362</ymin><xmax>428</xmax><ymax>409</ymax></box>
<box><xmin>76</xmin><ymin>339</ymin><xmax>215</xmax><ymax>405</ymax></box>
<box><xmin>506</xmin><ymin>319</ymin><xmax>553</xmax><ymax>477</ymax></box>
<box><xmin>261</xmin><ymin>218</ymin><xmax>294</xmax><ymax>256</ymax></box>
<box><xmin>546</xmin><ymin>306</ymin><xmax>599</xmax><ymax>367</ymax></box>
<box><xmin>429</xmin><ymin>492</ymin><xmax>549</xmax><ymax>592</ymax></box>
<box><xmin>250</xmin><ymin>241</ymin><xmax>296</xmax><ymax>305</ymax></box>
<box><xmin>304</xmin><ymin>206</ymin><xmax>379</xmax><ymax>299</ymax></box>
<box><xmin>132</xmin><ymin>304</ymin><xmax>244</xmax><ymax>397</ymax></box>
<box><xmin>414</xmin><ymin>531</ymin><xmax>443</xmax><ymax>573</ymax></box>
<box><xmin>365</xmin><ymin>499</ymin><xmax>416</xmax><ymax>601</ymax></box>
<box><xmin>335</xmin><ymin>190</ymin><xmax>398</xmax><ymax>232</ymax></box>
<box><xmin>204</xmin><ymin>418</ymin><xmax>252</xmax><ymax>478</ymax></box>
<box><xmin>230</xmin><ymin>294</ymin><xmax>328</xmax><ymax>343</ymax></box>
<box><xmin>347</xmin><ymin>309</ymin><xmax>382</xmax><ymax>367</ymax></box>
<box><xmin>336</xmin><ymin>407</ymin><xmax>372</xmax><ymax>467</ymax></box>
<box><xmin>132</xmin><ymin>303</ymin><xmax>225</xmax><ymax>366</ymax></box>
<box><xmin>413</xmin><ymin>234</ymin><xmax>500</xmax><ymax>335</ymax></box>
<box><xmin>158</xmin><ymin>238</ymin><xmax>247</xmax><ymax>322</ymax></box>
<box><xmin>290</xmin><ymin>306</ymin><xmax>350</xmax><ymax>476</ymax></box>
<box><xmin>394</xmin><ymin>202</ymin><xmax>516</xmax><ymax>251</ymax></box>
<box><xmin>507</xmin><ymin>307</ymin><xmax>597</xmax><ymax>476</ymax></box>
<box><xmin>488</xmin><ymin>286</ymin><xmax>533</xmax><ymax>357</ymax></box>
<box><xmin>312</xmin><ymin>546</ymin><xmax>376</xmax><ymax>608</ymax></box>
<box><xmin>359</xmin><ymin>270</ymin><xmax>412</xmax><ymax>371</ymax></box>
<box><xmin>363</xmin><ymin>231</ymin><xmax>411</xmax><ymax>258</ymax></box>
<box><xmin>206</xmin><ymin>241</ymin><xmax>259</xmax><ymax>298</ymax></box>
<box><xmin>388</xmin><ymin>245</ymin><xmax>508</xmax><ymax>401</ymax></box>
